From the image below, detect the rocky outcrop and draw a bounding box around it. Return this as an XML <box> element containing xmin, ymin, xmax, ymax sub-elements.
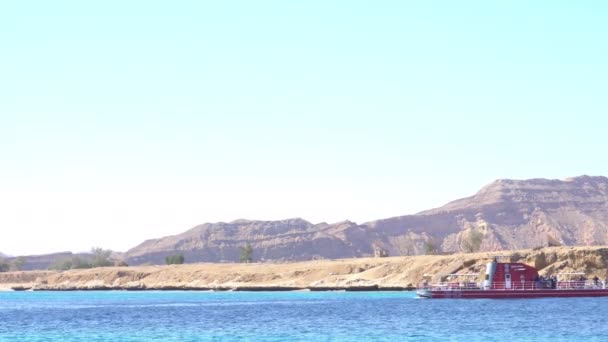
<box><xmin>368</xmin><ymin>175</ymin><xmax>608</xmax><ymax>255</ymax></box>
<box><xmin>125</xmin><ymin>176</ymin><xmax>608</xmax><ymax>264</ymax></box>
<box><xmin>0</xmin><ymin>271</ymin><xmax>55</xmax><ymax>291</ymax></box>
<box><xmin>3</xmin><ymin>246</ymin><xmax>608</xmax><ymax>291</ymax></box>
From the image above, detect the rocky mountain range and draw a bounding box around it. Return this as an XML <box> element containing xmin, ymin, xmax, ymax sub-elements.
<box><xmin>125</xmin><ymin>175</ymin><xmax>608</xmax><ymax>265</ymax></box>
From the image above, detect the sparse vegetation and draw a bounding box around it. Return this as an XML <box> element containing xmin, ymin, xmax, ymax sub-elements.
<box><xmin>510</xmin><ymin>252</ymin><xmax>522</xmax><ymax>262</ymax></box>
<box><xmin>423</xmin><ymin>240</ymin><xmax>439</xmax><ymax>255</ymax></box>
<box><xmin>462</xmin><ymin>229</ymin><xmax>483</xmax><ymax>253</ymax></box>
<box><xmin>49</xmin><ymin>258</ymin><xmax>74</xmax><ymax>271</ymax></box>
<box><xmin>91</xmin><ymin>247</ymin><xmax>114</xmax><ymax>267</ymax></box>
<box><xmin>0</xmin><ymin>259</ymin><xmax>10</xmax><ymax>272</ymax></box>
<box><xmin>48</xmin><ymin>247</ymin><xmax>115</xmax><ymax>271</ymax></box>
<box><xmin>49</xmin><ymin>256</ymin><xmax>92</xmax><ymax>271</ymax></box>
<box><xmin>165</xmin><ymin>253</ymin><xmax>185</xmax><ymax>265</ymax></box>
<box><xmin>240</xmin><ymin>243</ymin><xmax>253</xmax><ymax>263</ymax></box>
<box><xmin>72</xmin><ymin>256</ymin><xmax>94</xmax><ymax>269</ymax></box>
<box><xmin>13</xmin><ymin>256</ymin><xmax>26</xmax><ymax>271</ymax></box>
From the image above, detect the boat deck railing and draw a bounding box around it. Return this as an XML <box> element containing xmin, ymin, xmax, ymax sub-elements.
<box><xmin>419</xmin><ymin>280</ymin><xmax>608</xmax><ymax>291</ymax></box>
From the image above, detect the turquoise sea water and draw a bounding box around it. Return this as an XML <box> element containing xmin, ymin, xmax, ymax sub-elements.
<box><xmin>1</xmin><ymin>291</ymin><xmax>608</xmax><ymax>341</ymax></box>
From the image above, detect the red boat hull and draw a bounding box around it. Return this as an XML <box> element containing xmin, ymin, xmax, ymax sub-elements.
<box><xmin>418</xmin><ymin>289</ymin><xmax>608</xmax><ymax>299</ymax></box>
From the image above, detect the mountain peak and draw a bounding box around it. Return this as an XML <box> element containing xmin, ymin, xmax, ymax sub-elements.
<box><xmin>420</xmin><ymin>175</ymin><xmax>608</xmax><ymax>215</ymax></box>
<box><xmin>563</xmin><ymin>175</ymin><xmax>608</xmax><ymax>183</ymax></box>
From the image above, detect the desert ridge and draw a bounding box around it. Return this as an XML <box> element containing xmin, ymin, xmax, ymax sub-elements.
<box><xmin>124</xmin><ymin>176</ymin><xmax>608</xmax><ymax>265</ymax></box>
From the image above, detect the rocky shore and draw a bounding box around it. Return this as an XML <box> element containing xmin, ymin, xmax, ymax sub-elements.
<box><xmin>2</xmin><ymin>246</ymin><xmax>608</xmax><ymax>291</ymax></box>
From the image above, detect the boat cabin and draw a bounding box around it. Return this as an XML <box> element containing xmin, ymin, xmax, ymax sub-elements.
<box><xmin>484</xmin><ymin>258</ymin><xmax>539</xmax><ymax>290</ymax></box>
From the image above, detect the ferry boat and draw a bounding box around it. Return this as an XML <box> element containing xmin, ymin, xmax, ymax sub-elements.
<box><xmin>416</xmin><ymin>257</ymin><xmax>608</xmax><ymax>299</ymax></box>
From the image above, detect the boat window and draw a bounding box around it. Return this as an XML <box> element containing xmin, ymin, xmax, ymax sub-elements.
<box><xmin>506</xmin><ymin>274</ymin><xmax>511</xmax><ymax>280</ymax></box>
<box><xmin>485</xmin><ymin>274</ymin><xmax>489</xmax><ymax>280</ymax></box>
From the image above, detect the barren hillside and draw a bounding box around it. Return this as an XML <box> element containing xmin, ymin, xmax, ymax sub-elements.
<box><xmin>125</xmin><ymin>176</ymin><xmax>608</xmax><ymax>264</ymax></box>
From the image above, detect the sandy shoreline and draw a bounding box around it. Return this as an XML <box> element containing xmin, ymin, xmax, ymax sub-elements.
<box><xmin>2</xmin><ymin>246</ymin><xmax>607</xmax><ymax>292</ymax></box>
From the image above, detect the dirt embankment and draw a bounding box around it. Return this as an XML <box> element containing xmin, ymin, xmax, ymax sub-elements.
<box><xmin>2</xmin><ymin>246</ymin><xmax>608</xmax><ymax>291</ymax></box>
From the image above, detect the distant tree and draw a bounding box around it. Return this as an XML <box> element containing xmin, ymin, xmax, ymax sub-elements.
<box><xmin>423</xmin><ymin>240</ymin><xmax>439</xmax><ymax>255</ymax></box>
<box><xmin>48</xmin><ymin>256</ymin><xmax>93</xmax><ymax>271</ymax></box>
<box><xmin>462</xmin><ymin>229</ymin><xmax>483</xmax><ymax>253</ymax></box>
<box><xmin>0</xmin><ymin>259</ymin><xmax>10</xmax><ymax>272</ymax></box>
<box><xmin>115</xmin><ymin>260</ymin><xmax>129</xmax><ymax>267</ymax></box>
<box><xmin>239</xmin><ymin>243</ymin><xmax>253</xmax><ymax>263</ymax></box>
<box><xmin>71</xmin><ymin>256</ymin><xmax>93</xmax><ymax>269</ymax></box>
<box><xmin>510</xmin><ymin>252</ymin><xmax>523</xmax><ymax>263</ymax></box>
<box><xmin>91</xmin><ymin>247</ymin><xmax>113</xmax><ymax>267</ymax></box>
<box><xmin>165</xmin><ymin>253</ymin><xmax>185</xmax><ymax>265</ymax></box>
<box><xmin>49</xmin><ymin>258</ymin><xmax>72</xmax><ymax>271</ymax></box>
<box><xmin>12</xmin><ymin>256</ymin><xmax>26</xmax><ymax>271</ymax></box>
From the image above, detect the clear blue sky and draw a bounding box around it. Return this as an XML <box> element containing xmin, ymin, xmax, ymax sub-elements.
<box><xmin>1</xmin><ymin>1</ymin><xmax>607</xmax><ymax>255</ymax></box>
